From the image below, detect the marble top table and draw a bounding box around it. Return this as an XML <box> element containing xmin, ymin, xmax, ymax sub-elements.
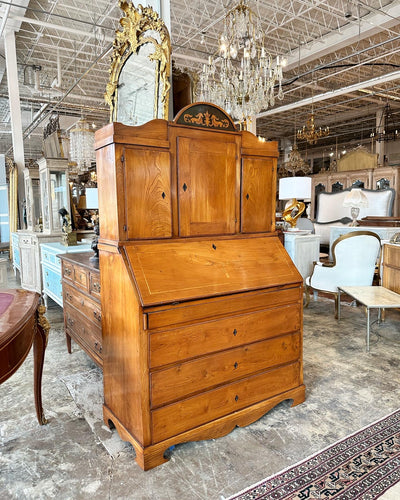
<box><xmin>338</xmin><ymin>286</ymin><xmax>400</xmax><ymax>352</ymax></box>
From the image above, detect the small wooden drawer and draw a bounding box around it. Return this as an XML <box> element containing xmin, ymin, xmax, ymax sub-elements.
<box><xmin>65</xmin><ymin>304</ymin><xmax>102</xmax><ymax>360</ymax></box>
<box><xmin>384</xmin><ymin>244</ymin><xmax>400</xmax><ymax>268</ymax></box>
<box><xmin>145</xmin><ymin>286</ymin><xmax>301</xmax><ymax>330</ymax></box>
<box><xmin>73</xmin><ymin>265</ymin><xmax>89</xmax><ymax>293</ymax></box>
<box><xmin>63</xmin><ymin>283</ymin><xmax>102</xmax><ymax>327</ymax></box>
<box><xmin>151</xmin><ymin>332</ymin><xmax>300</xmax><ymax>407</ymax></box>
<box><xmin>151</xmin><ymin>361</ymin><xmax>301</xmax><ymax>442</ymax></box>
<box><xmin>90</xmin><ymin>273</ymin><xmax>101</xmax><ymax>299</ymax></box>
<box><xmin>149</xmin><ymin>304</ymin><xmax>300</xmax><ymax>368</ymax></box>
<box><xmin>62</xmin><ymin>261</ymin><xmax>74</xmax><ymax>281</ymax></box>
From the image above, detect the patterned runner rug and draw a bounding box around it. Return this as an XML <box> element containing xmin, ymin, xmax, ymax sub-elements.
<box><xmin>227</xmin><ymin>409</ymin><xmax>400</xmax><ymax>500</ymax></box>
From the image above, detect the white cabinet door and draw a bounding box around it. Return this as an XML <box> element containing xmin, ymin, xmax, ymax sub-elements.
<box><xmin>19</xmin><ymin>235</ymin><xmax>40</xmax><ymax>292</ymax></box>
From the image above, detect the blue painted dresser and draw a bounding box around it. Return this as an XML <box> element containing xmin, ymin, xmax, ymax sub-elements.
<box><xmin>40</xmin><ymin>241</ymin><xmax>91</xmax><ymax>307</ymax></box>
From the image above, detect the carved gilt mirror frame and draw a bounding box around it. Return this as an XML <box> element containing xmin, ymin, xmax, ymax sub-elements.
<box><xmin>105</xmin><ymin>1</ymin><xmax>171</xmax><ymax>125</ymax></box>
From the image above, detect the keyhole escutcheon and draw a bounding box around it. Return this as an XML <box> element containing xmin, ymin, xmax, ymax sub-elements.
<box><xmin>183</xmin><ymin>183</ymin><xmax>187</xmax><ymax>192</ymax></box>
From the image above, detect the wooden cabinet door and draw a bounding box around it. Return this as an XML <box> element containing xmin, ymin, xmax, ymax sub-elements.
<box><xmin>177</xmin><ymin>135</ymin><xmax>237</xmax><ymax>236</ymax></box>
<box><xmin>241</xmin><ymin>157</ymin><xmax>274</xmax><ymax>233</ymax></box>
<box><xmin>125</xmin><ymin>147</ymin><xmax>172</xmax><ymax>239</ymax></box>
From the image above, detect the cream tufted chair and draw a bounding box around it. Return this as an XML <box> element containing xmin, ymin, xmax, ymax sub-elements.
<box><xmin>305</xmin><ymin>231</ymin><xmax>381</xmax><ymax>318</ymax></box>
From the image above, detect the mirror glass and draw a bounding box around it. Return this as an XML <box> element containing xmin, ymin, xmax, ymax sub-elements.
<box><xmin>117</xmin><ymin>43</ymin><xmax>157</xmax><ymax>126</ymax></box>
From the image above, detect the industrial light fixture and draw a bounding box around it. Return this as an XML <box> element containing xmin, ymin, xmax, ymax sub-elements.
<box><xmin>370</xmin><ymin>103</ymin><xmax>399</xmax><ymax>142</ymax></box>
<box><xmin>198</xmin><ymin>0</ymin><xmax>286</xmax><ymax>123</ymax></box>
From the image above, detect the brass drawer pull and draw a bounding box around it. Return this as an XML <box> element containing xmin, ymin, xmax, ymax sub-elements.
<box><xmin>94</xmin><ymin>341</ymin><xmax>103</xmax><ymax>354</ymax></box>
<box><xmin>64</xmin><ymin>268</ymin><xmax>72</xmax><ymax>276</ymax></box>
<box><xmin>67</xmin><ymin>317</ymin><xmax>74</xmax><ymax>326</ymax></box>
<box><xmin>94</xmin><ymin>310</ymin><xmax>102</xmax><ymax>322</ymax></box>
<box><xmin>92</xmin><ymin>282</ymin><xmax>101</xmax><ymax>293</ymax></box>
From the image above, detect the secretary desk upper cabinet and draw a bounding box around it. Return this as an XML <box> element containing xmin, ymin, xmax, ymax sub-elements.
<box><xmin>95</xmin><ymin>102</ymin><xmax>305</xmax><ymax>471</ymax></box>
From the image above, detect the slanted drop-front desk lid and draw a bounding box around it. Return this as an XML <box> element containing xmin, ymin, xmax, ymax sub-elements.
<box><xmin>121</xmin><ymin>235</ymin><xmax>302</xmax><ymax>307</ymax></box>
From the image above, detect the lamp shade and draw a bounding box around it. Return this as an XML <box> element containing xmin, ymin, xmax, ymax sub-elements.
<box><xmin>279</xmin><ymin>176</ymin><xmax>311</xmax><ymax>200</ymax></box>
<box><xmin>85</xmin><ymin>188</ymin><xmax>99</xmax><ymax>209</ymax></box>
<box><xmin>342</xmin><ymin>188</ymin><xmax>369</xmax><ymax>208</ymax></box>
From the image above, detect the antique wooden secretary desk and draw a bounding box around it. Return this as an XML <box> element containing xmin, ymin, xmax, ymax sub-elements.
<box><xmin>95</xmin><ymin>103</ymin><xmax>305</xmax><ymax>470</ymax></box>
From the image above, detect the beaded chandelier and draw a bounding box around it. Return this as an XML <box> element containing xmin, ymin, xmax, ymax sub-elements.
<box><xmin>69</xmin><ymin>118</ymin><xmax>95</xmax><ymax>174</ymax></box>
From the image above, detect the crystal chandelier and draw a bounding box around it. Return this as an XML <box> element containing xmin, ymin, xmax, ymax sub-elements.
<box><xmin>198</xmin><ymin>0</ymin><xmax>285</xmax><ymax>123</ymax></box>
<box><xmin>69</xmin><ymin>118</ymin><xmax>95</xmax><ymax>174</ymax></box>
<box><xmin>281</xmin><ymin>143</ymin><xmax>311</xmax><ymax>176</ymax></box>
<box><xmin>297</xmin><ymin>113</ymin><xmax>329</xmax><ymax>145</ymax></box>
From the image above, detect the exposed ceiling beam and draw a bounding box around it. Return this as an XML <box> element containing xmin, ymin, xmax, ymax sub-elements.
<box><xmin>258</xmin><ymin>70</ymin><xmax>400</xmax><ymax>117</ymax></box>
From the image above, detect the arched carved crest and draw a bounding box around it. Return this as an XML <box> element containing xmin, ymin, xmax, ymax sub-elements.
<box><xmin>105</xmin><ymin>1</ymin><xmax>171</xmax><ymax>125</ymax></box>
<box><xmin>174</xmin><ymin>102</ymin><xmax>236</xmax><ymax>131</ymax></box>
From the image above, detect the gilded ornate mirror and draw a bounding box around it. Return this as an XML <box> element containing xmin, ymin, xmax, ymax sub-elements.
<box><xmin>105</xmin><ymin>1</ymin><xmax>171</xmax><ymax>125</ymax></box>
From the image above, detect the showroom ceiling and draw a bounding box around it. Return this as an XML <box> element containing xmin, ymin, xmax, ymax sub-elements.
<box><xmin>1</xmin><ymin>0</ymin><xmax>400</xmax><ymax>160</ymax></box>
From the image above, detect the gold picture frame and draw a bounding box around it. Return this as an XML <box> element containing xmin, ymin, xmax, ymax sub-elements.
<box><xmin>105</xmin><ymin>1</ymin><xmax>171</xmax><ymax>125</ymax></box>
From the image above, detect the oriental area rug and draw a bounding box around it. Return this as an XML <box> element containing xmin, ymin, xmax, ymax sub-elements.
<box><xmin>227</xmin><ymin>408</ymin><xmax>400</xmax><ymax>500</ymax></box>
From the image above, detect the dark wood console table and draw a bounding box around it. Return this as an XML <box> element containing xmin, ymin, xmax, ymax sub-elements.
<box><xmin>0</xmin><ymin>289</ymin><xmax>50</xmax><ymax>425</ymax></box>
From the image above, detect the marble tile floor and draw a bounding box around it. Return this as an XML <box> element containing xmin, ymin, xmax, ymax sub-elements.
<box><xmin>1</xmin><ymin>256</ymin><xmax>400</xmax><ymax>500</ymax></box>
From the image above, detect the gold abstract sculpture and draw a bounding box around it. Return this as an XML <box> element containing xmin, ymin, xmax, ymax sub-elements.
<box><xmin>105</xmin><ymin>1</ymin><xmax>171</xmax><ymax>125</ymax></box>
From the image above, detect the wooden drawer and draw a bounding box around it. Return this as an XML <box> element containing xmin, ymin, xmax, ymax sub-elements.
<box><xmin>65</xmin><ymin>304</ymin><xmax>102</xmax><ymax>361</ymax></box>
<box><xmin>62</xmin><ymin>261</ymin><xmax>74</xmax><ymax>282</ymax></box>
<box><xmin>90</xmin><ymin>273</ymin><xmax>101</xmax><ymax>300</ymax></box>
<box><xmin>146</xmin><ymin>286</ymin><xmax>301</xmax><ymax>330</ymax></box>
<box><xmin>63</xmin><ymin>282</ymin><xmax>102</xmax><ymax>327</ymax></box>
<box><xmin>73</xmin><ymin>265</ymin><xmax>90</xmax><ymax>293</ymax></box>
<box><xmin>151</xmin><ymin>332</ymin><xmax>300</xmax><ymax>407</ymax></box>
<box><xmin>149</xmin><ymin>303</ymin><xmax>300</xmax><ymax>367</ymax></box>
<box><xmin>384</xmin><ymin>244</ymin><xmax>400</xmax><ymax>268</ymax></box>
<box><xmin>382</xmin><ymin>266</ymin><xmax>400</xmax><ymax>294</ymax></box>
<box><xmin>151</xmin><ymin>361</ymin><xmax>301</xmax><ymax>442</ymax></box>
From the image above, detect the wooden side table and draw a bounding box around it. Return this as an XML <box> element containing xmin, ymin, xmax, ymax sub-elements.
<box><xmin>0</xmin><ymin>289</ymin><xmax>50</xmax><ymax>424</ymax></box>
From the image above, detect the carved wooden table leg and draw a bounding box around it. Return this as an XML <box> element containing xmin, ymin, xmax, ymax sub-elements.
<box><xmin>34</xmin><ymin>304</ymin><xmax>50</xmax><ymax>425</ymax></box>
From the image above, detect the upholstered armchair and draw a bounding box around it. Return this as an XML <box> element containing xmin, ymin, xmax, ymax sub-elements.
<box><xmin>305</xmin><ymin>231</ymin><xmax>381</xmax><ymax>318</ymax></box>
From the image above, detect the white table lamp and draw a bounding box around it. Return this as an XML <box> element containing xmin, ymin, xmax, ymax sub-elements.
<box><xmin>343</xmin><ymin>188</ymin><xmax>368</xmax><ymax>226</ymax></box>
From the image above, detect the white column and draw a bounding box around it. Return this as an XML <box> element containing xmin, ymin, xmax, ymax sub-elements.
<box><xmin>160</xmin><ymin>0</ymin><xmax>171</xmax><ymax>32</ymax></box>
<box><xmin>4</xmin><ymin>29</ymin><xmax>25</xmax><ymax>225</ymax></box>
<box><xmin>246</xmin><ymin>115</ymin><xmax>257</xmax><ymax>135</ymax></box>
<box><xmin>376</xmin><ymin>107</ymin><xmax>385</xmax><ymax>166</ymax></box>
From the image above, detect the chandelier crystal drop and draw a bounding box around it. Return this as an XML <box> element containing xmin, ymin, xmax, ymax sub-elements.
<box><xmin>69</xmin><ymin>118</ymin><xmax>95</xmax><ymax>174</ymax></box>
<box><xmin>297</xmin><ymin>113</ymin><xmax>329</xmax><ymax>145</ymax></box>
<box><xmin>198</xmin><ymin>0</ymin><xmax>285</xmax><ymax>123</ymax></box>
